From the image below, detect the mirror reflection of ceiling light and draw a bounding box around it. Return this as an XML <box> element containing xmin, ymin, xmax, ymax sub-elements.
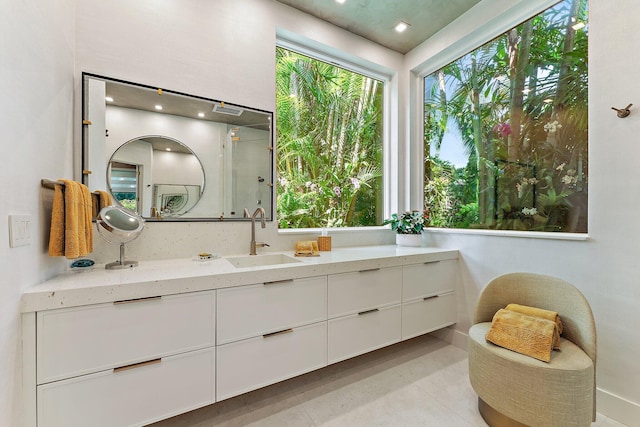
<box><xmin>166</xmin><ymin>148</ymin><xmax>171</xmax><ymax>151</ymax></box>
<box><xmin>395</xmin><ymin>21</ymin><xmax>410</xmax><ymax>33</ymax></box>
<box><xmin>155</xmin><ymin>105</ymin><xmax>163</xmax><ymax>110</ymax></box>
<box><xmin>335</xmin><ymin>0</ymin><xmax>346</xmax><ymax>4</ymax></box>
<box><xmin>198</xmin><ymin>112</ymin><xmax>205</xmax><ymax>118</ymax></box>
<box><xmin>105</xmin><ymin>96</ymin><xmax>114</xmax><ymax>102</ymax></box>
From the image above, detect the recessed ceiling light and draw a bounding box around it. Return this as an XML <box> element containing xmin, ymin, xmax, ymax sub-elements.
<box><xmin>395</xmin><ymin>21</ymin><xmax>410</xmax><ymax>33</ymax></box>
<box><xmin>335</xmin><ymin>0</ymin><xmax>346</xmax><ymax>4</ymax></box>
<box><xmin>198</xmin><ymin>112</ymin><xmax>205</xmax><ymax>118</ymax></box>
<box><xmin>155</xmin><ymin>105</ymin><xmax>163</xmax><ymax>110</ymax></box>
<box><xmin>105</xmin><ymin>96</ymin><xmax>114</xmax><ymax>102</ymax></box>
<box><xmin>166</xmin><ymin>148</ymin><xmax>171</xmax><ymax>151</ymax></box>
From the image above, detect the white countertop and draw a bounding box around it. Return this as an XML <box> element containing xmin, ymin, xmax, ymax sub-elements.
<box><xmin>22</xmin><ymin>245</ymin><xmax>458</xmax><ymax>313</ymax></box>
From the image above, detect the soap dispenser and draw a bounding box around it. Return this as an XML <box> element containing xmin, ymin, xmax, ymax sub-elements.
<box><xmin>317</xmin><ymin>228</ymin><xmax>332</xmax><ymax>251</ymax></box>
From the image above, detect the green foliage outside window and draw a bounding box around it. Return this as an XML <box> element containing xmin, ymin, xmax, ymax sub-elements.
<box><xmin>275</xmin><ymin>47</ymin><xmax>384</xmax><ymax>228</ymax></box>
<box><xmin>424</xmin><ymin>0</ymin><xmax>588</xmax><ymax>232</ymax></box>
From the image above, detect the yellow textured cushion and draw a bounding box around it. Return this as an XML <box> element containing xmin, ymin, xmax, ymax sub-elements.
<box><xmin>505</xmin><ymin>303</ymin><xmax>563</xmax><ymax>349</ymax></box>
<box><xmin>485</xmin><ymin>309</ymin><xmax>556</xmax><ymax>362</ymax></box>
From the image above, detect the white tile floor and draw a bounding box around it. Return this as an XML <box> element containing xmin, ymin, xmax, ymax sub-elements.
<box><xmin>150</xmin><ymin>335</ymin><xmax>627</xmax><ymax>427</ymax></box>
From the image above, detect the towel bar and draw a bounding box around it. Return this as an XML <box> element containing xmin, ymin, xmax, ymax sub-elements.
<box><xmin>42</xmin><ymin>179</ymin><xmax>102</xmax><ymax>196</ymax></box>
<box><xmin>41</xmin><ymin>179</ymin><xmax>64</xmax><ymax>190</ymax></box>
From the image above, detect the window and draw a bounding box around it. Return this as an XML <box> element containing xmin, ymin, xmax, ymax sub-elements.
<box><xmin>109</xmin><ymin>163</ymin><xmax>139</xmax><ymax>212</ymax></box>
<box><xmin>275</xmin><ymin>46</ymin><xmax>384</xmax><ymax>228</ymax></box>
<box><xmin>423</xmin><ymin>0</ymin><xmax>588</xmax><ymax>233</ymax></box>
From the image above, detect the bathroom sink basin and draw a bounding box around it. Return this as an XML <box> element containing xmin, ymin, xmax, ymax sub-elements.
<box><xmin>226</xmin><ymin>253</ymin><xmax>302</xmax><ymax>268</ymax></box>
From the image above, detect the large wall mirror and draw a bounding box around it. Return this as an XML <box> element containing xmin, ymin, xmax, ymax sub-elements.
<box><xmin>82</xmin><ymin>73</ymin><xmax>274</xmax><ymax>221</ymax></box>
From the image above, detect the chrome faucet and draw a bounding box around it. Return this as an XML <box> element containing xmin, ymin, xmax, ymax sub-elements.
<box><xmin>247</xmin><ymin>207</ymin><xmax>268</xmax><ymax>255</ymax></box>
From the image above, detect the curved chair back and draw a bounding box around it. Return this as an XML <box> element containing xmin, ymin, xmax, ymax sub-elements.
<box><xmin>473</xmin><ymin>272</ymin><xmax>596</xmax><ymax>364</ymax></box>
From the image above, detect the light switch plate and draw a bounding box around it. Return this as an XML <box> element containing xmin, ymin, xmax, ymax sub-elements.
<box><xmin>9</xmin><ymin>214</ymin><xmax>32</xmax><ymax>247</ymax></box>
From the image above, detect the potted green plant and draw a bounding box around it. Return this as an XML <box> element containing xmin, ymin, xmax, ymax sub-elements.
<box><xmin>383</xmin><ymin>210</ymin><xmax>429</xmax><ymax>246</ymax></box>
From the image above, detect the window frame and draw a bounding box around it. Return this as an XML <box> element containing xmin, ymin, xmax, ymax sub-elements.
<box><xmin>410</xmin><ymin>0</ymin><xmax>588</xmax><ymax>240</ymax></box>
<box><xmin>275</xmin><ymin>32</ymin><xmax>396</xmax><ymax>233</ymax></box>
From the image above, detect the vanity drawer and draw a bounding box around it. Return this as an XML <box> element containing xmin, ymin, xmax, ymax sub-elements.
<box><xmin>328</xmin><ymin>304</ymin><xmax>401</xmax><ymax>364</ymax></box>
<box><xmin>37</xmin><ymin>291</ymin><xmax>215</xmax><ymax>384</ymax></box>
<box><xmin>217</xmin><ymin>275</ymin><xmax>327</xmax><ymax>345</ymax></box>
<box><xmin>37</xmin><ymin>347</ymin><xmax>215</xmax><ymax>427</ymax></box>
<box><xmin>402</xmin><ymin>292</ymin><xmax>456</xmax><ymax>340</ymax></box>
<box><xmin>216</xmin><ymin>321</ymin><xmax>327</xmax><ymax>400</ymax></box>
<box><xmin>402</xmin><ymin>260</ymin><xmax>456</xmax><ymax>301</ymax></box>
<box><xmin>328</xmin><ymin>266</ymin><xmax>402</xmax><ymax>318</ymax></box>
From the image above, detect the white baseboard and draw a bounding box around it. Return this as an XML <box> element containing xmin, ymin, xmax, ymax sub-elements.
<box><xmin>430</xmin><ymin>328</ymin><xmax>640</xmax><ymax>427</ymax></box>
<box><xmin>596</xmin><ymin>388</ymin><xmax>640</xmax><ymax>427</ymax></box>
<box><xmin>429</xmin><ymin>327</ymin><xmax>469</xmax><ymax>351</ymax></box>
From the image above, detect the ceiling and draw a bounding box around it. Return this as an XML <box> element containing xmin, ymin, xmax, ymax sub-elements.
<box><xmin>102</xmin><ymin>79</ymin><xmax>271</xmax><ymax>131</ymax></box>
<box><xmin>276</xmin><ymin>0</ymin><xmax>481</xmax><ymax>54</ymax></box>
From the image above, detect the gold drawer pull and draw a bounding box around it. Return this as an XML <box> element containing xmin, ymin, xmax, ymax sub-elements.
<box><xmin>114</xmin><ymin>296</ymin><xmax>161</xmax><ymax>305</ymax></box>
<box><xmin>263</xmin><ymin>328</ymin><xmax>293</xmax><ymax>338</ymax></box>
<box><xmin>113</xmin><ymin>358</ymin><xmax>161</xmax><ymax>373</ymax></box>
<box><xmin>423</xmin><ymin>295</ymin><xmax>440</xmax><ymax>301</ymax></box>
<box><xmin>423</xmin><ymin>260</ymin><xmax>441</xmax><ymax>265</ymax></box>
<box><xmin>358</xmin><ymin>308</ymin><xmax>379</xmax><ymax>315</ymax></box>
<box><xmin>264</xmin><ymin>279</ymin><xmax>294</xmax><ymax>285</ymax></box>
<box><xmin>358</xmin><ymin>268</ymin><xmax>380</xmax><ymax>273</ymax></box>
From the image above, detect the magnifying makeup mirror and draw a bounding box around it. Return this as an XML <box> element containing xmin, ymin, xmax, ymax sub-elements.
<box><xmin>96</xmin><ymin>206</ymin><xmax>145</xmax><ymax>269</ymax></box>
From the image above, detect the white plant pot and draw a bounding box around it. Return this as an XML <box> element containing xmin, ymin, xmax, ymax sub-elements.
<box><xmin>395</xmin><ymin>233</ymin><xmax>422</xmax><ymax>247</ymax></box>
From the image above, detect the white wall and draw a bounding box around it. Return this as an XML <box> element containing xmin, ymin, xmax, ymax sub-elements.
<box><xmin>406</xmin><ymin>0</ymin><xmax>640</xmax><ymax>425</ymax></box>
<box><xmin>0</xmin><ymin>0</ymin><xmax>75</xmax><ymax>425</ymax></box>
<box><xmin>75</xmin><ymin>0</ymin><xmax>401</xmax><ymax>263</ymax></box>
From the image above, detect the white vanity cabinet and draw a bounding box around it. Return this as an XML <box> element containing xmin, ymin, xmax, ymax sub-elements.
<box><xmin>216</xmin><ymin>276</ymin><xmax>328</xmax><ymax>400</ymax></box>
<box><xmin>23</xmin><ymin>247</ymin><xmax>459</xmax><ymax>427</ymax></box>
<box><xmin>401</xmin><ymin>260</ymin><xmax>457</xmax><ymax>339</ymax></box>
<box><xmin>34</xmin><ymin>291</ymin><xmax>216</xmax><ymax>427</ymax></box>
<box><xmin>327</xmin><ymin>267</ymin><xmax>403</xmax><ymax>364</ymax></box>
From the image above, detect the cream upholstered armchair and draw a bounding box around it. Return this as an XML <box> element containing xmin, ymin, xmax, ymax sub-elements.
<box><xmin>468</xmin><ymin>272</ymin><xmax>596</xmax><ymax>427</ymax></box>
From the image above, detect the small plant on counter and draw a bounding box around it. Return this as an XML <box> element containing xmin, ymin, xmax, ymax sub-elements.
<box><xmin>383</xmin><ymin>210</ymin><xmax>430</xmax><ymax>234</ymax></box>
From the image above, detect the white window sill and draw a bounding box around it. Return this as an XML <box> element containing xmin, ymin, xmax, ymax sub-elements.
<box><xmin>278</xmin><ymin>226</ymin><xmax>388</xmax><ymax>235</ymax></box>
<box><xmin>425</xmin><ymin>227</ymin><xmax>589</xmax><ymax>241</ymax></box>
<box><xmin>277</xmin><ymin>226</ymin><xmax>588</xmax><ymax>241</ymax></box>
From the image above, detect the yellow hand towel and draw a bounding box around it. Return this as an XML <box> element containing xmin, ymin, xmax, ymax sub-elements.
<box><xmin>99</xmin><ymin>190</ymin><xmax>112</xmax><ymax>210</ymax></box>
<box><xmin>505</xmin><ymin>303</ymin><xmax>563</xmax><ymax>349</ymax></box>
<box><xmin>48</xmin><ymin>184</ymin><xmax>65</xmax><ymax>257</ymax></box>
<box><xmin>485</xmin><ymin>309</ymin><xmax>557</xmax><ymax>362</ymax></box>
<box><xmin>48</xmin><ymin>180</ymin><xmax>93</xmax><ymax>259</ymax></box>
<box><xmin>91</xmin><ymin>190</ymin><xmax>113</xmax><ymax>219</ymax></box>
<box><xmin>295</xmin><ymin>240</ymin><xmax>320</xmax><ymax>256</ymax></box>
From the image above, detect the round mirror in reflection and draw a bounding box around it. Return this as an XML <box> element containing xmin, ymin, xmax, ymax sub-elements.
<box><xmin>107</xmin><ymin>135</ymin><xmax>205</xmax><ymax>219</ymax></box>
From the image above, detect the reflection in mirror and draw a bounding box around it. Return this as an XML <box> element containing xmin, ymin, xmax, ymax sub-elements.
<box><xmin>154</xmin><ymin>184</ymin><xmax>202</xmax><ymax>218</ymax></box>
<box><xmin>108</xmin><ymin>135</ymin><xmax>205</xmax><ymax>219</ymax></box>
<box><xmin>82</xmin><ymin>73</ymin><xmax>274</xmax><ymax>221</ymax></box>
